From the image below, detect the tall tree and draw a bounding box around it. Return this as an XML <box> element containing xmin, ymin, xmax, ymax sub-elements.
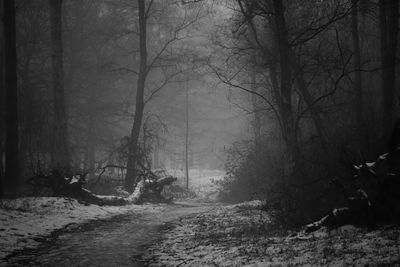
<box><xmin>271</xmin><ymin>0</ymin><xmax>302</xmax><ymax>177</ymax></box>
<box><xmin>185</xmin><ymin>81</ymin><xmax>190</xmax><ymax>189</ymax></box>
<box><xmin>379</xmin><ymin>0</ymin><xmax>399</xmax><ymax>141</ymax></box>
<box><xmin>49</xmin><ymin>0</ymin><xmax>70</xmax><ymax>169</ymax></box>
<box><xmin>125</xmin><ymin>0</ymin><xmax>148</xmax><ymax>191</ymax></box>
<box><xmin>0</xmin><ymin>0</ymin><xmax>5</xmax><ymax>197</ymax></box>
<box><xmin>123</xmin><ymin>0</ymin><xmax>199</xmax><ymax>191</ymax></box>
<box><xmin>351</xmin><ymin>0</ymin><xmax>363</xmax><ymax>143</ymax></box>
<box><xmin>4</xmin><ymin>0</ymin><xmax>19</xmax><ymax>196</ymax></box>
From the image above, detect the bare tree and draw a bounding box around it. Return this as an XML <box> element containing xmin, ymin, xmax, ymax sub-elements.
<box><xmin>124</xmin><ymin>0</ymin><xmax>148</xmax><ymax>192</ymax></box>
<box><xmin>4</xmin><ymin>0</ymin><xmax>19</xmax><ymax>196</ymax></box>
<box><xmin>49</xmin><ymin>0</ymin><xmax>70</xmax><ymax>169</ymax></box>
<box><xmin>379</xmin><ymin>0</ymin><xmax>399</xmax><ymax>141</ymax></box>
<box><xmin>124</xmin><ymin>0</ymin><xmax>205</xmax><ymax>191</ymax></box>
<box><xmin>0</xmin><ymin>0</ymin><xmax>5</xmax><ymax>197</ymax></box>
<box><xmin>351</xmin><ymin>0</ymin><xmax>363</xmax><ymax>142</ymax></box>
<box><xmin>271</xmin><ymin>0</ymin><xmax>303</xmax><ymax>177</ymax></box>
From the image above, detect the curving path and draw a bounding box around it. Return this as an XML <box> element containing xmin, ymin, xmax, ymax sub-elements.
<box><xmin>4</xmin><ymin>202</ymin><xmax>215</xmax><ymax>267</ymax></box>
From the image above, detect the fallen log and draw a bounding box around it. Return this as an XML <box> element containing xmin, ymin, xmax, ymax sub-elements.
<box><xmin>126</xmin><ymin>175</ymin><xmax>177</xmax><ymax>204</ymax></box>
<box><xmin>27</xmin><ymin>168</ymin><xmax>178</xmax><ymax>206</ymax></box>
<box><xmin>126</xmin><ymin>179</ymin><xmax>147</xmax><ymax>204</ymax></box>
<box><xmin>306</xmin><ymin>147</ymin><xmax>400</xmax><ymax>233</ymax></box>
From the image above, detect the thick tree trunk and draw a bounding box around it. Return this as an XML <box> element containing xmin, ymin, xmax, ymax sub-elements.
<box><xmin>49</xmin><ymin>0</ymin><xmax>70</xmax><ymax>169</ymax></box>
<box><xmin>4</xmin><ymin>0</ymin><xmax>19</xmax><ymax>196</ymax></box>
<box><xmin>185</xmin><ymin>82</ymin><xmax>189</xmax><ymax>189</ymax></box>
<box><xmin>272</xmin><ymin>0</ymin><xmax>303</xmax><ymax>177</ymax></box>
<box><xmin>125</xmin><ymin>0</ymin><xmax>147</xmax><ymax>192</ymax></box>
<box><xmin>272</xmin><ymin>0</ymin><xmax>292</xmax><ymax>136</ymax></box>
<box><xmin>351</xmin><ymin>0</ymin><xmax>363</xmax><ymax>144</ymax></box>
<box><xmin>0</xmin><ymin>0</ymin><xmax>5</xmax><ymax>197</ymax></box>
<box><xmin>380</xmin><ymin>0</ymin><xmax>399</xmax><ymax>141</ymax></box>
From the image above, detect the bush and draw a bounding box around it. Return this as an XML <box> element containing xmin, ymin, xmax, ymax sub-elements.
<box><xmin>215</xmin><ymin>136</ymin><xmax>350</xmax><ymax>227</ymax></box>
<box><xmin>215</xmin><ymin>139</ymin><xmax>283</xmax><ymax>204</ymax></box>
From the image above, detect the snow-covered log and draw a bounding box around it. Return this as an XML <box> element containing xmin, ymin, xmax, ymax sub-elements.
<box><xmin>27</xmin><ymin>169</ymin><xmax>177</xmax><ymax>206</ymax></box>
<box><xmin>126</xmin><ymin>175</ymin><xmax>177</xmax><ymax>204</ymax></box>
<box><xmin>126</xmin><ymin>179</ymin><xmax>147</xmax><ymax>204</ymax></box>
<box><xmin>27</xmin><ymin>171</ymin><xmax>127</xmax><ymax>206</ymax></box>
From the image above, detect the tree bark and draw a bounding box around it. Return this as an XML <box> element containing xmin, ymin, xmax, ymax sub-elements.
<box><xmin>85</xmin><ymin>86</ymin><xmax>97</xmax><ymax>179</ymax></box>
<box><xmin>380</xmin><ymin>0</ymin><xmax>399</xmax><ymax>141</ymax></box>
<box><xmin>49</xmin><ymin>0</ymin><xmax>70</xmax><ymax>169</ymax></box>
<box><xmin>125</xmin><ymin>0</ymin><xmax>148</xmax><ymax>192</ymax></box>
<box><xmin>185</xmin><ymin>80</ymin><xmax>189</xmax><ymax>189</ymax></box>
<box><xmin>351</xmin><ymin>0</ymin><xmax>363</xmax><ymax>145</ymax></box>
<box><xmin>0</xmin><ymin>0</ymin><xmax>5</xmax><ymax>197</ymax></box>
<box><xmin>272</xmin><ymin>0</ymin><xmax>292</xmax><ymax>138</ymax></box>
<box><xmin>4</xmin><ymin>0</ymin><xmax>19</xmax><ymax>196</ymax></box>
<box><xmin>272</xmin><ymin>0</ymin><xmax>302</xmax><ymax>177</ymax></box>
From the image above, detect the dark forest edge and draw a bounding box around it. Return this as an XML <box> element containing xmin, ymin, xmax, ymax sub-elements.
<box><xmin>215</xmin><ymin>122</ymin><xmax>400</xmax><ymax>230</ymax></box>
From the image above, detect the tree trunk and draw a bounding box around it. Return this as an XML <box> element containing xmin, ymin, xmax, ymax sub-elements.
<box><xmin>272</xmin><ymin>0</ymin><xmax>302</xmax><ymax>177</ymax></box>
<box><xmin>0</xmin><ymin>0</ymin><xmax>5</xmax><ymax>197</ymax></box>
<box><xmin>380</xmin><ymin>0</ymin><xmax>399</xmax><ymax>141</ymax></box>
<box><xmin>351</xmin><ymin>0</ymin><xmax>363</xmax><ymax>145</ymax></box>
<box><xmin>49</xmin><ymin>0</ymin><xmax>70</xmax><ymax>169</ymax></box>
<box><xmin>153</xmin><ymin>140</ymin><xmax>160</xmax><ymax>169</ymax></box>
<box><xmin>4</xmin><ymin>0</ymin><xmax>19</xmax><ymax>197</ymax></box>
<box><xmin>185</xmin><ymin>81</ymin><xmax>189</xmax><ymax>189</ymax></box>
<box><xmin>85</xmin><ymin>86</ymin><xmax>97</xmax><ymax>180</ymax></box>
<box><xmin>86</xmin><ymin>117</ymin><xmax>96</xmax><ymax>179</ymax></box>
<box><xmin>125</xmin><ymin>0</ymin><xmax>148</xmax><ymax>192</ymax></box>
<box><xmin>272</xmin><ymin>0</ymin><xmax>292</xmax><ymax>136</ymax></box>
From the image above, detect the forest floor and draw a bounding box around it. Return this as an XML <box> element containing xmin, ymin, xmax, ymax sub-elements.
<box><xmin>1</xmin><ymin>170</ymin><xmax>400</xmax><ymax>266</ymax></box>
<box><xmin>1</xmin><ymin>198</ymin><xmax>400</xmax><ymax>266</ymax></box>
<box><xmin>0</xmin><ymin>197</ymin><xmax>162</xmax><ymax>263</ymax></box>
<box><xmin>0</xmin><ymin>198</ymin><xmax>217</xmax><ymax>266</ymax></box>
<box><xmin>142</xmin><ymin>201</ymin><xmax>400</xmax><ymax>266</ymax></box>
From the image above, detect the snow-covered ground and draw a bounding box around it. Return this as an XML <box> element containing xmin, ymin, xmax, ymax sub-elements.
<box><xmin>143</xmin><ymin>201</ymin><xmax>400</xmax><ymax>266</ymax></box>
<box><xmin>0</xmin><ymin>197</ymin><xmax>162</xmax><ymax>262</ymax></box>
<box><xmin>0</xmin><ymin>169</ymin><xmax>224</xmax><ymax>263</ymax></box>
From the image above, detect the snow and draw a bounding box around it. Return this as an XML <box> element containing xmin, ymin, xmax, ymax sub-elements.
<box><xmin>143</xmin><ymin>202</ymin><xmax>400</xmax><ymax>266</ymax></box>
<box><xmin>0</xmin><ymin>197</ymin><xmax>160</xmax><ymax>262</ymax></box>
<box><xmin>2</xmin><ymin>194</ymin><xmax>399</xmax><ymax>266</ymax></box>
<box><xmin>69</xmin><ymin>176</ymin><xmax>80</xmax><ymax>184</ymax></box>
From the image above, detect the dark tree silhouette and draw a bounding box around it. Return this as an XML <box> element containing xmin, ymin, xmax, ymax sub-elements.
<box><xmin>49</xmin><ymin>0</ymin><xmax>70</xmax><ymax>169</ymax></box>
<box><xmin>125</xmin><ymin>0</ymin><xmax>148</xmax><ymax>192</ymax></box>
<box><xmin>380</xmin><ymin>0</ymin><xmax>399</xmax><ymax>140</ymax></box>
<box><xmin>0</xmin><ymin>0</ymin><xmax>5</xmax><ymax>197</ymax></box>
<box><xmin>351</xmin><ymin>0</ymin><xmax>363</xmax><ymax>144</ymax></box>
<box><xmin>3</xmin><ymin>0</ymin><xmax>19</xmax><ymax>196</ymax></box>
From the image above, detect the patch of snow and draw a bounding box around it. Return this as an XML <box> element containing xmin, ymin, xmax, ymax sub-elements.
<box><xmin>69</xmin><ymin>176</ymin><xmax>80</xmax><ymax>184</ymax></box>
<box><xmin>366</xmin><ymin>162</ymin><xmax>375</xmax><ymax>168</ymax></box>
<box><xmin>0</xmin><ymin>197</ymin><xmax>158</xmax><ymax>261</ymax></box>
<box><xmin>143</xmin><ymin>201</ymin><xmax>400</xmax><ymax>267</ymax></box>
<box><xmin>379</xmin><ymin>153</ymin><xmax>389</xmax><ymax>160</ymax></box>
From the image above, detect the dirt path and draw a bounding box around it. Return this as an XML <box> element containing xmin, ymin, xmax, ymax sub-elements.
<box><xmin>4</xmin><ymin>202</ymin><xmax>216</xmax><ymax>267</ymax></box>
